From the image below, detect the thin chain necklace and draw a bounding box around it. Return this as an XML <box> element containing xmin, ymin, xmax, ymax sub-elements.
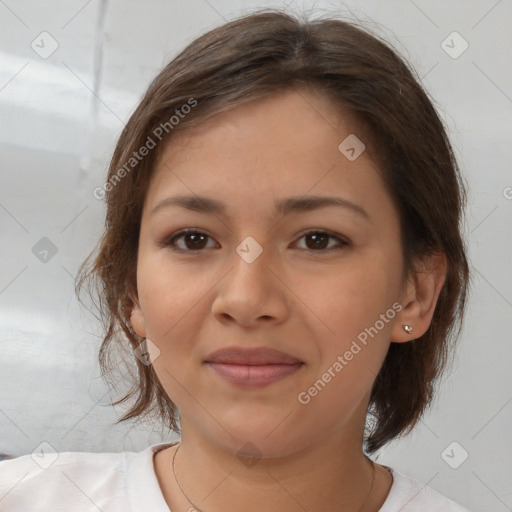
<box><xmin>171</xmin><ymin>442</ymin><xmax>376</xmax><ymax>512</ymax></box>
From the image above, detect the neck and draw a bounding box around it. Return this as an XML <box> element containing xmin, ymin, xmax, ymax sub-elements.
<box><xmin>165</xmin><ymin>425</ymin><xmax>377</xmax><ymax>512</ymax></box>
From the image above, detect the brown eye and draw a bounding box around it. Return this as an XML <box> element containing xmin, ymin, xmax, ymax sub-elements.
<box><xmin>294</xmin><ymin>230</ymin><xmax>349</xmax><ymax>252</ymax></box>
<box><xmin>164</xmin><ymin>230</ymin><xmax>216</xmax><ymax>251</ymax></box>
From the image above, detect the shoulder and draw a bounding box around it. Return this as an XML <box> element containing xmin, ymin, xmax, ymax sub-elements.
<box><xmin>0</xmin><ymin>448</ymin><xmax>128</xmax><ymax>511</ymax></box>
<box><xmin>0</xmin><ymin>442</ymin><xmax>175</xmax><ymax>512</ymax></box>
<box><xmin>379</xmin><ymin>466</ymin><xmax>471</xmax><ymax>512</ymax></box>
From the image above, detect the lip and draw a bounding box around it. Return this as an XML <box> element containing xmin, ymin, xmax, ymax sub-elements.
<box><xmin>204</xmin><ymin>346</ymin><xmax>303</xmax><ymax>365</ymax></box>
<box><xmin>204</xmin><ymin>346</ymin><xmax>304</xmax><ymax>388</ymax></box>
<box><xmin>206</xmin><ymin>362</ymin><xmax>304</xmax><ymax>388</ymax></box>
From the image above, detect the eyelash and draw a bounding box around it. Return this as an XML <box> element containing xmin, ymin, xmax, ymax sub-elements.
<box><xmin>161</xmin><ymin>228</ymin><xmax>350</xmax><ymax>254</ymax></box>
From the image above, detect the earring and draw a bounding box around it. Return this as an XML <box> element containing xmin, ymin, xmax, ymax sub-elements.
<box><xmin>402</xmin><ymin>324</ymin><xmax>413</xmax><ymax>333</ymax></box>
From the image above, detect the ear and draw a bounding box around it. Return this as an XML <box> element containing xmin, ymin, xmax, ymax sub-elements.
<box><xmin>129</xmin><ymin>292</ymin><xmax>147</xmax><ymax>339</ymax></box>
<box><xmin>391</xmin><ymin>250</ymin><xmax>447</xmax><ymax>343</ymax></box>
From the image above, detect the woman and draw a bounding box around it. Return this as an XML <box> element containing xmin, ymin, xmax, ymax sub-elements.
<box><xmin>0</xmin><ymin>9</ymin><xmax>470</xmax><ymax>511</ymax></box>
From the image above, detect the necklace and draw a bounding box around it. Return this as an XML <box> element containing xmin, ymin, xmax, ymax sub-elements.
<box><xmin>171</xmin><ymin>442</ymin><xmax>376</xmax><ymax>512</ymax></box>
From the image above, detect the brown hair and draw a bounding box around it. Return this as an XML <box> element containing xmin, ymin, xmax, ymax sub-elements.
<box><xmin>76</xmin><ymin>9</ymin><xmax>470</xmax><ymax>454</ymax></box>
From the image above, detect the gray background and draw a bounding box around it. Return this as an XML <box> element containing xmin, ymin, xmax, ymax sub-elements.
<box><xmin>1</xmin><ymin>1</ymin><xmax>511</xmax><ymax>510</ymax></box>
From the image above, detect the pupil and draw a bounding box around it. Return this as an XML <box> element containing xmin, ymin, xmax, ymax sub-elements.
<box><xmin>188</xmin><ymin>233</ymin><xmax>205</xmax><ymax>248</ymax></box>
<box><xmin>309</xmin><ymin>233</ymin><xmax>327</xmax><ymax>250</ymax></box>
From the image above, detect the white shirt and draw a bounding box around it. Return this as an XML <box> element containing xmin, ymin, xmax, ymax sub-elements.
<box><xmin>0</xmin><ymin>442</ymin><xmax>471</xmax><ymax>511</ymax></box>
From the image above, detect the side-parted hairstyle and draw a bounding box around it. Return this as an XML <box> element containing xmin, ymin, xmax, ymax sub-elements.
<box><xmin>76</xmin><ymin>9</ymin><xmax>469</xmax><ymax>454</ymax></box>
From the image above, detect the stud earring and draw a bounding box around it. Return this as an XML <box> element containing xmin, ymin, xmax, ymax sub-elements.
<box><xmin>402</xmin><ymin>324</ymin><xmax>413</xmax><ymax>333</ymax></box>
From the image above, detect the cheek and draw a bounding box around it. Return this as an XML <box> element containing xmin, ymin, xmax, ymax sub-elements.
<box><xmin>291</xmin><ymin>264</ymin><xmax>397</xmax><ymax>423</ymax></box>
<box><xmin>294</xmin><ymin>256</ymin><xmax>399</xmax><ymax>343</ymax></box>
<box><xmin>137</xmin><ymin>259</ymin><xmax>209</xmax><ymax>405</ymax></box>
<box><xmin>137</xmin><ymin>251</ymin><xmax>205</xmax><ymax>334</ymax></box>
<box><xmin>136</xmin><ymin>253</ymin><xmax>215</xmax><ymax>383</ymax></box>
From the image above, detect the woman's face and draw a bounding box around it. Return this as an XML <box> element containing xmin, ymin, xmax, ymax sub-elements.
<box><xmin>131</xmin><ymin>88</ymin><xmax>410</xmax><ymax>456</ymax></box>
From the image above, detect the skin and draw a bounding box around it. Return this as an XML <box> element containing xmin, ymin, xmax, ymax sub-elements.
<box><xmin>130</xmin><ymin>88</ymin><xmax>447</xmax><ymax>512</ymax></box>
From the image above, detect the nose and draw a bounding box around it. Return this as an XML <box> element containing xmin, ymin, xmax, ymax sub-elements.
<box><xmin>210</xmin><ymin>241</ymin><xmax>289</xmax><ymax>328</ymax></box>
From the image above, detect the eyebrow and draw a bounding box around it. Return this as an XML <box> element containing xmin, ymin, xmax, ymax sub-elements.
<box><xmin>149</xmin><ymin>194</ymin><xmax>370</xmax><ymax>221</ymax></box>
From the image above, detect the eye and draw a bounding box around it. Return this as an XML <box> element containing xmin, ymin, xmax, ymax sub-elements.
<box><xmin>294</xmin><ymin>230</ymin><xmax>350</xmax><ymax>252</ymax></box>
<box><xmin>162</xmin><ymin>228</ymin><xmax>350</xmax><ymax>253</ymax></box>
<box><xmin>162</xmin><ymin>229</ymin><xmax>217</xmax><ymax>252</ymax></box>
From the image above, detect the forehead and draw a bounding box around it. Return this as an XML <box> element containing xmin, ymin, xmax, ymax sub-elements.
<box><xmin>144</xmin><ymin>89</ymin><xmax>396</xmax><ymax>225</ymax></box>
